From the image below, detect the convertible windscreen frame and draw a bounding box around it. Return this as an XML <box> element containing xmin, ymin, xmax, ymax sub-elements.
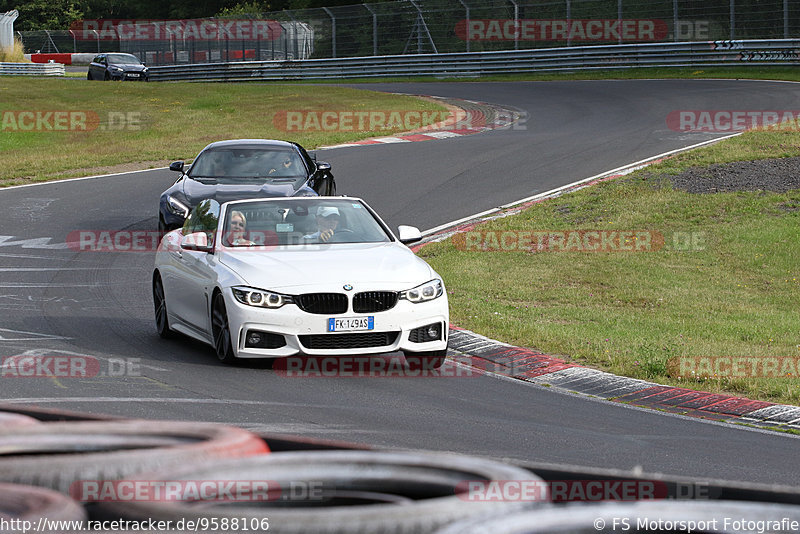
<box><xmin>216</xmin><ymin>199</ymin><xmax>396</xmax><ymax>248</ymax></box>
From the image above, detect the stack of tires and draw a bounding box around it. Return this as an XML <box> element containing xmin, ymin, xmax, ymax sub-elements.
<box><xmin>0</xmin><ymin>410</ymin><xmax>545</xmax><ymax>533</ymax></box>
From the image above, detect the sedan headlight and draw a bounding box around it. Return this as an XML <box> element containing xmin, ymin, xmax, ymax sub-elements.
<box><xmin>232</xmin><ymin>286</ymin><xmax>294</xmax><ymax>309</ymax></box>
<box><xmin>166</xmin><ymin>195</ymin><xmax>190</xmax><ymax>218</ymax></box>
<box><xmin>400</xmin><ymin>279</ymin><xmax>443</xmax><ymax>303</ymax></box>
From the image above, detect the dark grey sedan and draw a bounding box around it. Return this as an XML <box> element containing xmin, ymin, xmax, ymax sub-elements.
<box><xmin>158</xmin><ymin>139</ymin><xmax>336</xmax><ymax>232</ymax></box>
<box><xmin>87</xmin><ymin>53</ymin><xmax>148</xmax><ymax>81</ymax></box>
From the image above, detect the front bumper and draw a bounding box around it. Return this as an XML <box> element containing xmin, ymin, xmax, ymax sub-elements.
<box><xmin>222</xmin><ymin>289</ymin><xmax>449</xmax><ymax>359</ymax></box>
<box><xmin>112</xmin><ymin>71</ymin><xmax>148</xmax><ymax>81</ymax></box>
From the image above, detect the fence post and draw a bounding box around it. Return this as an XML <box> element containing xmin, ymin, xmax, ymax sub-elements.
<box><xmin>784</xmin><ymin>0</ymin><xmax>788</xmax><ymax>39</ymax></box>
<box><xmin>363</xmin><ymin>3</ymin><xmax>378</xmax><ymax>56</ymax></box>
<box><xmin>457</xmin><ymin>0</ymin><xmax>469</xmax><ymax>52</ymax></box>
<box><xmin>730</xmin><ymin>0</ymin><xmax>735</xmax><ymax>39</ymax></box>
<box><xmin>618</xmin><ymin>0</ymin><xmax>622</xmax><ymax>45</ymax></box>
<box><xmin>508</xmin><ymin>0</ymin><xmax>518</xmax><ymax>50</ymax></box>
<box><xmin>68</xmin><ymin>29</ymin><xmax>76</xmax><ymax>52</ymax></box>
<box><xmin>673</xmin><ymin>0</ymin><xmax>678</xmax><ymax>41</ymax></box>
<box><xmin>322</xmin><ymin>7</ymin><xmax>336</xmax><ymax>58</ymax></box>
<box><xmin>566</xmin><ymin>0</ymin><xmax>571</xmax><ymax>46</ymax></box>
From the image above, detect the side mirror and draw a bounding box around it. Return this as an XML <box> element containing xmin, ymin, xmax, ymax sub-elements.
<box><xmin>181</xmin><ymin>231</ymin><xmax>212</xmax><ymax>252</ymax></box>
<box><xmin>316</xmin><ymin>161</ymin><xmax>331</xmax><ymax>173</ymax></box>
<box><xmin>398</xmin><ymin>225</ymin><xmax>422</xmax><ymax>245</ymax></box>
<box><xmin>169</xmin><ymin>161</ymin><xmax>184</xmax><ymax>173</ymax></box>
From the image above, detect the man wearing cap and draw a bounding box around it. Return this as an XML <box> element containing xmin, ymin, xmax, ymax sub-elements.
<box><xmin>303</xmin><ymin>206</ymin><xmax>341</xmax><ymax>242</ymax></box>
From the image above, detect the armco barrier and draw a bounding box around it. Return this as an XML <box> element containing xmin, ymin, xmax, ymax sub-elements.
<box><xmin>0</xmin><ymin>62</ymin><xmax>64</xmax><ymax>76</ymax></box>
<box><xmin>148</xmin><ymin>39</ymin><xmax>800</xmax><ymax>81</ymax></box>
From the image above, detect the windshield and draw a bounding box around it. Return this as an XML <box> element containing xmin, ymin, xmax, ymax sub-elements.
<box><xmin>106</xmin><ymin>54</ymin><xmax>143</xmax><ymax>65</ymax></box>
<box><xmin>188</xmin><ymin>147</ymin><xmax>307</xmax><ymax>184</ymax></box>
<box><xmin>220</xmin><ymin>199</ymin><xmax>392</xmax><ymax>247</ymax></box>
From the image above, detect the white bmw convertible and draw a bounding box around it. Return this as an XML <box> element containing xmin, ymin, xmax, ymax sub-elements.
<box><xmin>153</xmin><ymin>197</ymin><xmax>449</xmax><ymax>368</ymax></box>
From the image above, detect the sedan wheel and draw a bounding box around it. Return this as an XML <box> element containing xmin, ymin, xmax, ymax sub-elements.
<box><xmin>152</xmin><ymin>274</ymin><xmax>172</xmax><ymax>339</ymax></box>
<box><xmin>212</xmin><ymin>292</ymin><xmax>237</xmax><ymax>364</ymax></box>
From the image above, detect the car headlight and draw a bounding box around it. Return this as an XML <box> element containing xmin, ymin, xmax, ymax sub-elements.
<box><xmin>166</xmin><ymin>195</ymin><xmax>190</xmax><ymax>218</ymax></box>
<box><xmin>111</xmin><ymin>66</ymin><xmax>123</xmax><ymax>72</ymax></box>
<box><xmin>232</xmin><ymin>286</ymin><xmax>294</xmax><ymax>309</ymax></box>
<box><xmin>400</xmin><ymin>279</ymin><xmax>443</xmax><ymax>303</ymax></box>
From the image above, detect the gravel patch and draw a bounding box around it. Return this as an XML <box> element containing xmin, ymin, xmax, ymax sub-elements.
<box><xmin>667</xmin><ymin>157</ymin><xmax>800</xmax><ymax>194</ymax></box>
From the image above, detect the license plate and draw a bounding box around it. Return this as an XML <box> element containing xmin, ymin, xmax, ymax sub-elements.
<box><xmin>328</xmin><ymin>316</ymin><xmax>374</xmax><ymax>332</ymax></box>
<box><xmin>127</xmin><ymin>73</ymin><xmax>140</xmax><ymax>77</ymax></box>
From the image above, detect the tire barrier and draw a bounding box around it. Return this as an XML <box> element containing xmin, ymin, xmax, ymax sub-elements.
<box><xmin>0</xmin><ymin>482</ymin><xmax>86</xmax><ymax>522</ymax></box>
<box><xmin>0</xmin><ymin>411</ymin><xmax>40</xmax><ymax>428</ymax></box>
<box><xmin>0</xmin><ymin>420</ymin><xmax>269</xmax><ymax>494</ymax></box>
<box><xmin>95</xmin><ymin>450</ymin><xmax>545</xmax><ymax>534</ymax></box>
<box><xmin>433</xmin><ymin>499</ymin><xmax>800</xmax><ymax>533</ymax></box>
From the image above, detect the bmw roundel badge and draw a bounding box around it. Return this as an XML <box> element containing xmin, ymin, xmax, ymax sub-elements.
<box><xmin>343</xmin><ymin>284</ymin><xmax>353</xmax><ymax>291</ymax></box>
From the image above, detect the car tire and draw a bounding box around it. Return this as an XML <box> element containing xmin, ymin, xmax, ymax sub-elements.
<box><xmin>0</xmin><ymin>412</ymin><xmax>40</xmax><ymax>428</ymax></box>
<box><xmin>404</xmin><ymin>348</ymin><xmax>447</xmax><ymax>370</ymax></box>
<box><xmin>0</xmin><ymin>482</ymin><xmax>87</xmax><ymax>522</ymax></box>
<box><xmin>152</xmin><ymin>272</ymin><xmax>173</xmax><ymax>339</ymax></box>
<box><xmin>0</xmin><ymin>420</ymin><xmax>269</xmax><ymax>495</ymax></box>
<box><xmin>86</xmin><ymin>71</ymin><xmax>91</xmax><ymax>80</ymax></box>
<box><xmin>103</xmin><ymin>72</ymin><xmax>110</xmax><ymax>81</ymax></box>
<box><xmin>212</xmin><ymin>291</ymin><xmax>237</xmax><ymax>364</ymax></box>
<box><xmin>95</xmin><ymin>450</ymin><xmax>542</xmax><ymax>534</ymax></box>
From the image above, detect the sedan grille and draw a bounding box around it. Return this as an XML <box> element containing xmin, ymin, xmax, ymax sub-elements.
<box><xmin>352</xmin><ymin>291</ymin><xmax>398</xmax><ymax>313</ymax></box>
<box><xmin>299</xmin><ymin>332</ymin><xmax>400</xmax><ymax>350</ymax></box>
<box><xmin>295</xmin><ymin>293</ymin><xmax>348</xmax><ymax>314</ymax></box>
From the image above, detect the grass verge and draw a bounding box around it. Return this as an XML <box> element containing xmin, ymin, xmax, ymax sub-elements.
<box><xmin>0</xmin><ymin>78</ymin><xmax>447</xmax><ymax>187</ymax></box>
<box><xmin>419</xmin><ymin>127</ymin><xmax>800</xmax><ymax>405</ymax></box>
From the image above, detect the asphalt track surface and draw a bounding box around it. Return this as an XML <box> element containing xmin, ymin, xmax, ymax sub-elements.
<box><xmin>2</xmin><ymin>80</ymin><xmax>800</xmax><ymax>486</ymax></box>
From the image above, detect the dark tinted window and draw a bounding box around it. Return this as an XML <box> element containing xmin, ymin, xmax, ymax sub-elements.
<box><xmin>106</xmin><ymin>54</ymin><xmax>143</xmax><ymax>65</ymax></box>
<box><xmin>188</xmin><ymin>147</ymin><xmax>307</xmax><ymax>184</ymax></box>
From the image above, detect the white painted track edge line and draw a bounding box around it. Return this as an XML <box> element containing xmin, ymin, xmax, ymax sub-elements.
<box><xmin>421</xmin><ymin>132</ymin><xmax>742</xmax><ymax>236</ymax></box>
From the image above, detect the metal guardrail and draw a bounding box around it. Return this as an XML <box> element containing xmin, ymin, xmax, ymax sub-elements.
<box><xmin>149</xmin><ymin>39</ymin><xmax>800</xmax><ymax>81</ymax></box>
<box><xmin>0</xmin><ymin>61</ymin><xmax>64</xmax><ymax>76</ymax></box>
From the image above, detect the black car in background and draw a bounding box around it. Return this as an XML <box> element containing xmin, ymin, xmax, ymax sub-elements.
<box><xmin>87</xmin><ymin>53</ymin><xmax>149</xmax><ymax>81</ymax></box>
<box><xmin>158</xmin><ymin>139</ymin><xmax>336</xmax><ymax>232</ymax></box>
